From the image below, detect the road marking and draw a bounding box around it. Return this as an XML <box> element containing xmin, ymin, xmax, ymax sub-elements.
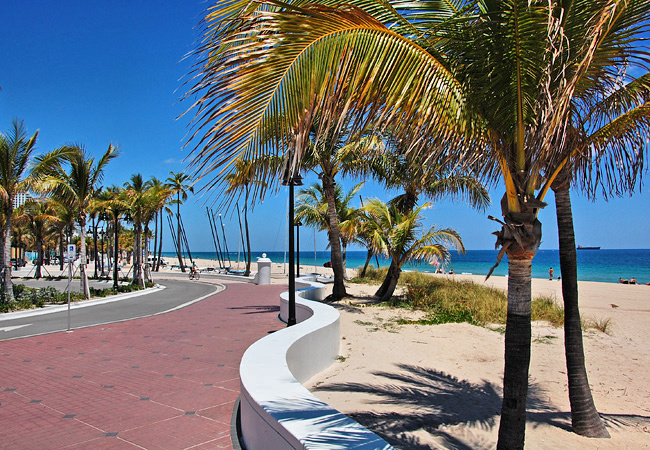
<box><xmin>0</xmin><ymin>324</ymin><xmax>32</xmax><ymax>332</ymax></box>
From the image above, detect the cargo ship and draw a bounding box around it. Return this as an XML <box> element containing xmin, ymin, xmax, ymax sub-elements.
<box><xmin>577</xmin><ymin>245</ymin><xmax>600</xmax><ymax>250</ymax></box>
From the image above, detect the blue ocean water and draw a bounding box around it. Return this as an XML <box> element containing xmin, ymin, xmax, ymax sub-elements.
<box><xmin>162</xmin><ymin>249</ymin><xmax>650</xmax><ymax>284</ymax></box>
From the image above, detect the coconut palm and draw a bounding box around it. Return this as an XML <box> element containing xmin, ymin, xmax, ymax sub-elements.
<box><xmin>295</xmin><ymin>181</ymin><xmax>364</xmax><ymax>274</ymax></box>
<box><xmin>369</xmin><ymin>148</ymin><xmax>491</xmax><ymax>298</ymax></box>
<box><xmin>14</xmin><ymin>198</ymin><xmax>60</xmax><ymax>279</ymax></box>
<box><xmin>547</xmin><ymin>74</ymin><xmax>650</xmax><ymax>436</ymax></box>
<box><xmin>142</xmin><ymin>178</ymin><xmax>170</xmax><ymax>281</ymax></box>
<box><xmin>146</xmin><ymin>177</ymin><xmax>171</xmax><ymax>272</ymax></box>
<box><xmin>165</xmin><ymin>171</ymin><xmax>193</xmax><ymax>272</ymax></box>
<box><xmin>36</xmin><ymin>144</ymin><xmax>118</xmax><ymax>298</ymax></box>
<box><xmin>362</xmin><ymin>198</ymin><xmax>464</xmax><ymax>301</ymax></box>
<box><xmin>224</xmin><ymin>159</ymin><xmax>264</xmax><ymax>276</ymax></box>
<box><xmin>124</xmin><ymin>174</ymin><xmax>147</xmax><ymax>287</ymax></box>
<box><xmin>184</xmin><ymin>1</ymin><xmax>650</xmax><ymax>446</ymax></box>
<box><xmin>0</xmin><ymin>120</ymin><xmax>68</xmax><ymax>300</ymax></box>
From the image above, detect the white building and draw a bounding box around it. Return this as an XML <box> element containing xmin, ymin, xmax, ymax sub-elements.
<box><xmin>13</xmin><ymin>192</ymin><xmax>32</xmax><ymax>209</ymax></box>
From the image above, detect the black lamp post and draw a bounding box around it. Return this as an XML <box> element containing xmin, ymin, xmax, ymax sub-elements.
<box><xmin>295</xmin><ymin>220</ymin><xmax>302</xmax><ymax>278</ymax></box>
<box><xmin>282</xmin><ymin>167</ymin><xmax>303</xmax><ymax>327</ymax></box>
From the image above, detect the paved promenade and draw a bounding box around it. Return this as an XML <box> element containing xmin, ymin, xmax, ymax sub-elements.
<box><xmin>0</xmin><ymin>281</ymin><xmax>285</xmax><ymax>449</ymax></box>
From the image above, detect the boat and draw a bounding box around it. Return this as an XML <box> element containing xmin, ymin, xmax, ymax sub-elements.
<box><xmin>577</xmin><ymin>245</ymin><xmax>600</xmax><ymax>250</ymax></box>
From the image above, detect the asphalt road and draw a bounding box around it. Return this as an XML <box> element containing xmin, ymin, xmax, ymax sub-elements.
<box><xmin>0</xmin><ymin>279</ymin><xmax>221</xmax><ymax>341</ymax></box>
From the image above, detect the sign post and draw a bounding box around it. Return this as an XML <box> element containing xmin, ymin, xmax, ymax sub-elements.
<box><xmin>67</xmin><ymin>244</ymin><xmax>75</xmax><ymax>332</ymax></box>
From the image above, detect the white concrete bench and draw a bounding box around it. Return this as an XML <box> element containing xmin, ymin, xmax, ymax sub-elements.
<box><xmin>238</xmin><ymin>276</ymin><xmax>393</xmax><ymax>449</ymax></box>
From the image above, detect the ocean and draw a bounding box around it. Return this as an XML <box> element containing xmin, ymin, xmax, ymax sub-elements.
<box><xmin>162</xmin><ymin>248</ymin><xmax>650</xmax><ymax>285</ymax></box>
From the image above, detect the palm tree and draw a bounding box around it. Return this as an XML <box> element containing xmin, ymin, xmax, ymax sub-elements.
<box><xmin>184</xmin><ymin>1</ymin><xmax>650</xmax><ymax>446</ymax></box>
<box><xmin>362</xmin><ymin>198</ymin><xmax>464</xmax><ymax>302</ymax></box>
<box><xmin>224</xmin><ymin>159</ymin><xmax>263</xmax><ymax>276</ymax></box>
<box><xmin>146</xmin><ymin>177</ymin><xmax>171</xmax><ymax>272</ymax></box>
<box><xmin>295</xmin><ymin>181</ymin><xmax>364</xmax><ymax>275</ymax></box>
<box><xmin>165</xmin><ymin>171</ymin><xmax>193</xmax><ymax>272</ymax></box>
<box><xmin>0</xmin><ymin>120</ymin><xmax>65</xmax><ymax>300</ymax></box>
<box><xmin>547</xmin><ymin>75</ymin><xmax>650</xmax><ymax>437</ymax></box>
<box><xmin>369</xmin><ymin>148</ymin><xmax>491</xmax><ymax>299</ymax></box>
<box><xmin>14</xmin><ymin>198</ymin><xmax>60</xmax><ymax>279</ymax></box>
<box><xmin>124</xmin><ymin>174</ymin><xmax>147</xmax><ymax>287</ymax></box>
<box><xmin>36</xmin><ymin>144</ymin><xmax>118</xmax><ymax>298</ymax></box>
<box><xmin>142</xmin><ymin>178</ymin><xmax>170</xmax><ymax>281</ymax></box>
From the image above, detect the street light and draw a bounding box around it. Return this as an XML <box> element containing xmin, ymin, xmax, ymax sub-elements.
<box><xmin>295</xmin><ymin>220</ymin><xmax>302</xmax><ymax>278</ymax></box>
<box><xmin>282</xmin><ymin>166</ymin><xmax>303</xmax><ymax>327</ymax></box>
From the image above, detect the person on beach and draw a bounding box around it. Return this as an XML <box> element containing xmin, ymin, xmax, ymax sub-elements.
<box><xmin>619</xmin><ymin>277</ymin><xmax>629</xmax><ymax>284</ymax></box>
<box><xmin>549</xmin><ymin>267</ymin><xmax>554</xmax><ymax>280</ymax></box>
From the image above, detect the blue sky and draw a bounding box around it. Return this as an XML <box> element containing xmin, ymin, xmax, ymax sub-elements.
<box><xmin>1</xmin><ymin>1</ymin><xmax>648</xmax><ymax>253</ymax></box>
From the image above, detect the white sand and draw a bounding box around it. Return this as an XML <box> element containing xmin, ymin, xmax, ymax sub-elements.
<box><xmin>304</xmin><ymin>273</ymin><xmax>650</xmax><ymax>449</ymax></box>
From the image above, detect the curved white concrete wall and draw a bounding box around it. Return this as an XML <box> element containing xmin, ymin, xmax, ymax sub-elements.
<box><xmin>239</xmin><ymin>277</ymin><xmax>393</xmax><ymax>449</ymax></box>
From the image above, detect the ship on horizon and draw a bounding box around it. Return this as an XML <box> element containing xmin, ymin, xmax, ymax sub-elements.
<box><xmin>577</xmin><ymin>245</ymin><xmax>601</xmax><ymax>250</ymax></box>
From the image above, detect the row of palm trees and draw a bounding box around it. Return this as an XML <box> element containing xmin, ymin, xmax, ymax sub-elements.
<box><xmin>0</xmin><ymin>118</ymin><xmax>195</xmax><ymax>301</ymax></box>
<box><xmin>183</xmin><ymin>1</ymin><xmax>649</xmax><ymax>448</ymax></box>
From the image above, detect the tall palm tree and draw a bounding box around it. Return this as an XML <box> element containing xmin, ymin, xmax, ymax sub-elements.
<box><xmin>362</xmin><ymin>198</ymin><xmax>464</xmax><ymax>302</ymax></box>
<box><xmin>142</xmin><ymin>178</ymin><xmax>170</xmax><ymax>281</ymax></box>
<box><xmin>37</xmin><ymin>144</ymin><xmax>118</xmax><ymax>298</ymax></box>
<box><xmin>184</xmin><ymin>1</ymin><xmax>650</xmax><ymax>447</ymax></box>
<box><xmin>14</xmin><ymin>198</ymin><xmax>60</xmax><ymax>279</ymax></box>
<box><xmin>224</xmin><ymin>159</ymin><xmax>263</xmax><ymax>276</ymax></box>
<box><xmin>146</xmin><ymin>177</ymin><xmax>170</xmax><ymax>272</ymax></box>
<box><xmin>295</xmin><ymin>181</ymin><xmax>363</xmax><ymax>275</ymax></box>
<box><xmin>0</xmin><ymin>120</ymin><xmax>65</xmax><ymax>300</ymax></box>
<box><xmin>124</xmin><ymin>174</ymin><xmax>147</xmax><ymax>287</ymax></box>
<box><xmin>165</xmin><ymin>171</ymin><xmax>193</xmax><ymax>272</ymax></box>
<box><xmin>548</xmin><ymin>75</ymin><xmax>650</xmax><ymax>436</ymax></box>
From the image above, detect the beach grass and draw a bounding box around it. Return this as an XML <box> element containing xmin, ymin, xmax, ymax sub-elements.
<box><xmin>352</xmin><ymin>266</ymin><xmax>566</xmax><ymax>327</ymax></box>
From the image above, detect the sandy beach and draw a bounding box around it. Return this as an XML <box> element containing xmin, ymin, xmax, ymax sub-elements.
<box><xmin>187</xmin><ymin>258</ymin><xmax>650</xmax><ymax>448</ymax></box>
<box><xmin>293</xmin><ymin>272</ymin><xmax>650</xmax><ymax>449</ymax></box>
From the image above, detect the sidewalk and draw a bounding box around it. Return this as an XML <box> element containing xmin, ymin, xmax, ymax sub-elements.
<box><xmin>0</xmin><ymin>281</ymin><xmax>285</xmax><ymax>449</ymax></box>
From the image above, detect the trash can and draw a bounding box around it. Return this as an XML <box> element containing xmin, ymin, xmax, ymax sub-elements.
<box><xmin>256</xmin><ymin>253</ymin><xmax>272</xmax><ymax>285</ymax></box>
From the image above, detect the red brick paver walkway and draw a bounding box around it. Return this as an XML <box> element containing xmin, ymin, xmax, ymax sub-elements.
<box><xmin>0</xmin><ymin>281</ymin><xmax>285</xmax><ymax>449</ymax></box>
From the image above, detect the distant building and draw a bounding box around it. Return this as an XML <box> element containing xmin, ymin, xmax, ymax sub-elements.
<box><xmin>13</xmin><ymin>192</ymin><xmax>32</xmax><ymax>209</ymax></box>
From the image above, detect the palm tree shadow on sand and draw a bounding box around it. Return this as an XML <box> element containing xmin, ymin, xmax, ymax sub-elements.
<box><xmin>312</xmin><ymin>363</ymin><xmax>649</xmax><ymax>449</ymax></box>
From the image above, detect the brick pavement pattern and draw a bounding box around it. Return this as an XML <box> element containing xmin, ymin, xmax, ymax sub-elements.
<box><xmin>0</xmin><ymin>281</ymin><xmax>285</xmax><ymax>449</ymax></box>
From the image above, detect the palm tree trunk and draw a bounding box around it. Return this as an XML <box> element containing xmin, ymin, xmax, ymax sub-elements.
<box><xmin>360</xmin><ymin>249</ymin><xmax>373</xmax><ymax>278</ymax></box>
<box><xmin>3</xmin><ymin>211</ymin><xmax>13</xmax><ymax>302</ymax></box>
<box><xmin>376</xmin><ymin>259</ymin><xmax>397</xmax><ymax>297</ymax></box>
<box><xmin>35</xmin><ymin>238</ymin><xmax>43</xmax><ymax>280</ymax></box>
<box><xmin>144</xmin><ymin>224</ymin><xmax>152</xmax><ymax>283</ymax></box>
<box><xmin>59</xmin><ymin>230</ymin><xmax>65</xmax><ymax>271</ymax></box>
<box><xmin>92</xmin><ymin>217</ymin><xmax>98</xmax><ymax>278</ymax></box>
<box><xmin>378</xmin><ymin>266</ymin><xmax>401</xmax><ymax>302</ymax></box>
<box><xmin>244</xmin><ymin>190</ymin><xmax>252</xmax><ymax>277</ymax></box>
<box><xmin>497</xmin><ymin>257</ymin><xmax>532</xmax><ymax>450</ymax></box>
<box><xmin>133</xmin><ymin>223</ymin><xmax>144</xmax><ymax>287</ymax></box>
<box><xmin>152</xmin><ymin>211</ymin><xmax>159</xmax><ymax>272</ymax></box>
<box><xmin>177</xmin><ymin>193</ymin><xmax>186</xmax><ymax>273</ymax></box>
<box><xmin>79</xmin><ymin>217</ymin><xmax>90</xmax><ymax>299</ymax></box>
<box><xmin>322</xmin><ymin>174</ymin><xmax>347</xmax><ymax>300</ymax></box>
<box><xmin>157</xmin><ymin>212</ymin><xmax>164</xmax><ymax>271</ymax></box>
<box><xmin>554</xmin><ymin>186</ymin><xmax>610</xmax><ymax>438</ymax></box>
